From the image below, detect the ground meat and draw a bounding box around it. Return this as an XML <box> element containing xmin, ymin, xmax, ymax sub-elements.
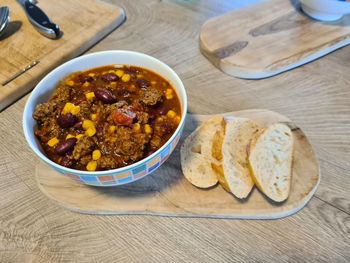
<box><xmin>60</xmin><ymin>155</ymin><xmax>75</xmax><ymax>168</ymax></box>
<box><xmin>137</xmin><ymin>112</ymin><xmax>149</xmax><ymax>124</ymax></box>
<box><xmin>77</xmin><ymin>155</ymin><xmax>91</xmax><ymax>167</ymax></box>
<box><xmin>108</xmin><ymin>101</ymin><xmax>128</xmax><ymax>111</ymax></box>
<box><xmin>78</xmin><ymin>101</ymin><xmax>91</xmax><ymax>119</ymax></box>
<box><xmin>150</xmin><ymin>135</ymin><xmax>162</xmax><ymax>150</ymax></box>
<box><xmin>91</xmin><ymin>103</ymin><xmax>104</xmax><ymax>114</ymax></box>
<box><xmin>33</xmin><ymin>102</ymin><xmax>57</xmax><ymax>123</ymax></box>
<box><xmin>72</xmin><ymin>136</ymin><xmax>95</xmax><ymax>160</ymax></box>
<box><xmin>116</xmin><ymin>131</ymin><xmax>148</xmax><ymax>162</ymax></box>
<box><xmin>34</xmin><ymin>117</ymin><xmax>61</xmax><ymax>141</ymax></box>
<box><xmin>98</xmin><ymin>127</ymin><xmax>149</xmax><ymax>164</ymax></box>
<box><xmin>98</xmin><ymin>156</ymin><xmax>120</xmax><ymax>170</ymax></box>
<box><xmin>51</xmin><ymin>84</ymin><xmax>71</xmax><ymax>103</ymax></box>
<box><xmin>140</xmin><ymin>88</ymin><xmax>163</xmax><ymax>105</ymax></box>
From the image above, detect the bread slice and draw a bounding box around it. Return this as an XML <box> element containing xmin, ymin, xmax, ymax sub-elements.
<box><xmin>180</xmin><ymin>117</ymin><xmax>224</xmax><ymax>188</ymax></box>
<box><xmin>212</xmin><ymin>117</ymin><xmax>261</xmax><ymax>199</ymax></box>
<box><xmin>248</xmin><ymin>123</ymin><xmax>294</xmax><ymax>202</ymax></box>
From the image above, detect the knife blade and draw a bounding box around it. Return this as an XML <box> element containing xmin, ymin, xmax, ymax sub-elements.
<box><xmin>17</xmin><ymin>0</ymin><xmax>60</xmax><ymax>39</ymax></box>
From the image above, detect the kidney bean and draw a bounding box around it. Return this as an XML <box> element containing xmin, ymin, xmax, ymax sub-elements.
<box><xmin>136</xmin><ymin>78</ymin><xmax>150</xmax><ymax>89</ymax></box>
<box><xmin>57</xmin><ymin>113</ymin><xmax>78</xmax><ymax>128</ymax></box>
<box><xmin>95</xmin><ymin>88</ymin><xmax>117</xmax><ymax>104</ymax></box>
<box><xmin>101</xmin><ymin>73</ymin><xmax>119</xmax><ymax>82</ymax></box>
<box><xmin>54</xmin><ymin>138</ymin><xmax>78</xmax><ymax>156</ymax></box>
<box><xmin>156</xmin><ymin>106</ymin><xmax>167</xmax><ymax>115</ymax></box>
<box><xmin>79</xmin><ymin>75</ymin><xmax>94</xmax><ymax>83</ymax></box>
<box><xmin>73</xmin><ymin>120</ymin><xmax>83</xmax><ymax>130</ymax></box>
<box><xmin>126</xmin><ymin>67</ymin><xmax>139</xmax><ymax>74</ymax></box>
<box><xmin>117</xmin><ymin>89</ymin><xmax>131</xmax><ymax>98</ymax></box>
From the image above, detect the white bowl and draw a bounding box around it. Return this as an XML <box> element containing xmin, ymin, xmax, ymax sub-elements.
<box><xmin>300</xmin><ymin>0</ymin><xmax>350</xmax><ymax>21</ymax></box>
<box><xmin>23</xmin><ymin>50</ymin><xmax>187</xmax><ymax>186</ymax></box>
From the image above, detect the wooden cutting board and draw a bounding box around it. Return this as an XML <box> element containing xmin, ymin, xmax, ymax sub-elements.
<box><xmin>199</xmin><ymin>0</ymin><xmax>350</xmax><ymax>79</ymax></box>
<box><xmin>35</xmin><ymin>109</ymin><xmax>320</xmax><ymax>219</ymax></box>
<box><xmin>0</xmin><ymin>0</ymin><xmax>125</xmax><ymax>111</ymax></box>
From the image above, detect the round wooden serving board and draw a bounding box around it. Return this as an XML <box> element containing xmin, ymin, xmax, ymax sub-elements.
<box><xmin>199</xmin><ymin>0</ymin><xmax>350</xmax><ymax>79</ymax></box>
<box><xmin>35</xmin><ymin>109</ymin><xmax>320</xmax><ymax>219</ymax></box>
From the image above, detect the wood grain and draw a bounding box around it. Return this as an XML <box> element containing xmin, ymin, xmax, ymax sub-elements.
<box><xmin>0</xmin><ymin>0</ymin><xmax>349</xmax><ymax>262</ymax></box>
<box><xmin>199</xmin><ymin>0</ymin><xmax>350</xmax><ymax>79</ymax></box>
<box><xmin>0</xmin><ymin>0</ymin><xmax>125</xmax><ymax>111</ymax></box>
<box><xmin>35</xmin><ymin>110</ymin><xmax>319</xmax><ymax>219</ymax></box>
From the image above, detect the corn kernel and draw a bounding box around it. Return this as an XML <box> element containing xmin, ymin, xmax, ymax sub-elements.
<box><xmin>76</xmin><ymin>134</ymin><xmax>84</xmax><ymax>139</ymax></box>
<box><xmin>92</xmin><ymin>150</ymin><xmax>101</xmax><ymax>161</ymax></box>
<box><xmin>62</xmin><ymin>102</ymin><xmax>74</xmax><ymax>115</ymax></box>
<box><xmin>70</xmin><ymin>105</ymin><xmax>80</xmax><ymax>115</ymax></box>
<box><xmin>136</xmin><ymin>74</ymin><xmax>144</xmax><ymax>78</ymax></box>
<box><xmin>86</xmin><ymin>160</ymin><xmax>97</xmax><ymax>171</ymax></box>
<box><xmin>47</xmin><ymin>137</ymin><xmax>59</xmax><ymax>147</ymax></box>
<box><xmin>110</xmin><ymin>82</ymin><xmax>117</xmax><ymax>88</ymax></box>
<box><xmin>174</xmin><ymin>116</ymin><xmax>181</xmax><ymax>124</ymax></box>
<box><xmin>88</xmin><ymin>73</ymin><xmax>95</xmax><ymax>77</ymax></box>
<box><xmin>151</xmin><ymin>81</ymin><xmax>157</xmax><ymax>85</ymax></box>
<box><xmin>108</xmin><ymin>70</ymin><xmax>115</xmax><ymax>73</ymax></box>
<box><xmin>65</xmin><ymin>80</ymin><xmax>75</xmax><ymax>86</ymax></box>
<box><xmin>121</xmin><ymin>74</ymin><xmax>131</xmax><ymax>82</ymax></box>
<box><xmin>165</xmin><ymin>88</ymin><xmax>173</xmax><ymax>100</ymax></box>
<box><xmin>133</xmin><ymin>123</ymin><xmax>141</xmax><ymax>132</ymax></box>
<box><xmin>85</xmin><ymin>127</ymin><xmax>96</xmax><ymax>137</ymax></box>
<box><xmin>167</xmin><ymin>110</ymin><xmax>176</xmax><ymax>118</ymax></box>
<box><xmin>115</xmin><ymin>69</ymin><xmax>124</xmax><ymax>78</ymax></box>
<box><xmin>85</xmin><ymin>92</ymin><xmax>95</xmax><ymax>101</ymax></box>
<box><xmin>144</xmin><ymin>124</ymin><xmax>153</xmax><ymax>134</ymax></box>
<box><xmin>66</xmin><ymin>134</ymin><xmax>75</xmax><ymax>139</ymax></box>
<box><xmin>83</xmin><ymin>82</ymin><xmax>90</xmax><ymax>88</ymax></box>
<box><xmin>108</xmin><ymin>125</ymin><xmax>116</xmax><ymax>133</ymax></box>
<box><xmin>157</xmin><ymin>116</ymin><xmax>164</xmax><ymax>122</ymax></box>
<box><xmin>82</xmin><ymin>120</ymin><xmax>95</xmax><ymax>130</ymax></box>
<box><xmin>91</xmin><ymin>113</ymin><xmax>97</xmax><ymax>121</ymax></box>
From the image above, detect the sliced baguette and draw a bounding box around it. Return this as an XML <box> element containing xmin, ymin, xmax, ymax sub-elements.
<box><xmin>248</xmin><ymin>123</ymin><xmax>294</xmax><ymax>202</ymax></box>
<box><xmin>180</xmin><ymin>117</ymin><xmax>224</xmax><ymax>188</ymax></box>
<box><xmin>212</xmin><ymin>117</ymin><xmax>261</xmax><ymax>199</ymax></box>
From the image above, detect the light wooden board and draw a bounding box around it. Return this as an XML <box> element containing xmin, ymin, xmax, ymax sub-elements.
<box><xmin>199</xmin><ymin>0</ymin><xmax>350</xmax><ymax>79</ymax></box>
<box><xmin>0</xmin><ymin>0</ymin><xmax>125</xmax><ymax>111</ymax></box>
<box><xmin>35</xmin><ymin>109</ymin><xmax>320</xmax><ymax>219</ymax></box>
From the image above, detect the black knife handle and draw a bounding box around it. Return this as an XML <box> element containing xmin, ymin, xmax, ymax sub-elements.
<box><xmin>24</xmin><ymin>0</ymin><xmax>60</xmax><ymax>39</ymax></box>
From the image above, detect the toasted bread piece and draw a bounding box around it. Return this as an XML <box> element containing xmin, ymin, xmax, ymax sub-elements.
<box><xmin>180</xmin><ymin>117</ymin><xmax>224</xmax><ymax>188</ymax></box>
<box><xmin>212</xmin><ymin>117</ymin><xmax>261</xmax><ymax>199</ymax></box>
<box><xmin>248</xmin><ymin>123</ymin><xmax>294</xmax><ymax>202</ymax></box>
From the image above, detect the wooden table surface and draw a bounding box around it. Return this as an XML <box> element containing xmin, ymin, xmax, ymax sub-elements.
<box><xmin>0</xmin><ymin>0</ymin><xmax>349</xmax><ymax>262</ymax></box>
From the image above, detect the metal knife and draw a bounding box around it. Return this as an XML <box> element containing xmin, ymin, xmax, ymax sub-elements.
<box><xmin>17</xmin><ymin>0</ymin><xmax>60</xmax><ymax>39</ymax></box>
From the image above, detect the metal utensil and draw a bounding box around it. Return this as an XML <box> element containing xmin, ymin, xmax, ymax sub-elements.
<box><xmin>0</xmin><ymin>6</ymin><xmax>10</xmax><ymax>38</ymax></box>
<box><xmin>1</xmin><ymin>60</ymin><xmax>40</xmax><ymax>86</ymax></box>
<box><xmin>17</xmin><ymin>0</ymin><xmax>60</xmax><ymax>39</ymax></box>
